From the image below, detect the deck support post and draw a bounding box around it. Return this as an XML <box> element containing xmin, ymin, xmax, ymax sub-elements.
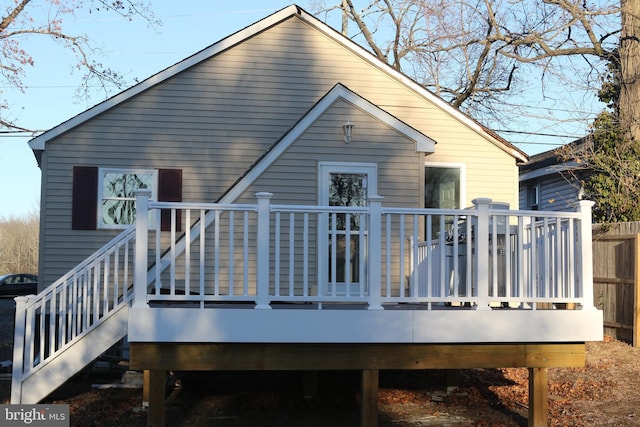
<box><xmin>147</xmin><ymin>370</ymin><xmax>166</xmax><ymax>427</ymax></box>
<box><xmin>528</xmin><ymin>367</ymin><xmax>549</xmax><ymax>427</ymax></box>
<box><xmin>303</xmin><ymin>371</ymin><xmax>317</xmax><ymax>399</ymax></box>
<box><xmin>361</xmin><ymin>369</ymin><xmax>379</xmax><ymax>427</ymax></box>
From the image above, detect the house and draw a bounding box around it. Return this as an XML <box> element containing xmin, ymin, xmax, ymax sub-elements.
<box><xmin>13</xmin><ymin>5</ymin><xmax>602</xmax><ymax>426</ymax></box>
<box><xmin>519</xmin><ymin>139</ymin><xmax>589</xmax><ymax>211</ymax></box>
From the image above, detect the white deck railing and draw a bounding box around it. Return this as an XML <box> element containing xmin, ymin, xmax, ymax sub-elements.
<box><xmin>133</xmin><ymin>192</ymin><xmax>595</xmax><ymax>311</ymax></box>
<box><xmin>12</xmin><ymin>227</ymin><xmax>136</xmax><ymax>401</ymax></box>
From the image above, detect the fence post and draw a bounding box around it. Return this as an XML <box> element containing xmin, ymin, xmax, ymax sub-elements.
<box><xmin>635</xmin><ymin>234</ymin><xmax>640</xmax><ymax>347</ymax></box>
<box><xmin>473</xmin><ymin>198</ymin><xmax>492</xmax><ymax>310</ymax></box>
<box><xmin>577</xmin><ymin>200</ymin><xmax>596</xmax><ymax>310</ymax></box>
<box><xmin>256</xmin><ymin>192</ymin><xmax>273</xmax><ymax>309</ymax></box>
<box><xmin>11</xmin><ymin>295</ymin><xmax>30</xmax><ymax>403</ymax></box>
<box><xmin>367</xmin><ymin>196</ymin><xmax>384</xmax><ymax>310</ymax></box>
<box><xmin>133</xmin><ymin>190</ymin><xmax>152</xmax><ymax>308</ymax></box>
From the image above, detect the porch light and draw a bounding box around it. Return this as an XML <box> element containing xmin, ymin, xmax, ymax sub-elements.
<box><xmin>342</xmin><ymin>120</ymin><xmax>354</xmax><ymax>143</ymax></box>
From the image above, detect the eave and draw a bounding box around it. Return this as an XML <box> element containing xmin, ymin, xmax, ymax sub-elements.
<box><xmin>28</xmin><ymin>4</ymin><xmax>526</xmax><ymax>163</ymax></box>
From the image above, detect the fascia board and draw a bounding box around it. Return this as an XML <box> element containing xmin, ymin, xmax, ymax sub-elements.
<box><xmin>28</xmin><ymin>5</ymin><xmax>302</xmax><ymax>151</ymax></box>
<box><xmin>30</xmin><ymin>4</ymin><xmax>520</xmax><ymax>162</ymax></box>
<box><xmin>519</xmin><ymin>161</ymin><xmax>586</xmax><ymax>181</ymax></box>
<box><xmin>294</xmin><ymin>8</ymin><xmax>527</xmax><ymax>163</ymax></box>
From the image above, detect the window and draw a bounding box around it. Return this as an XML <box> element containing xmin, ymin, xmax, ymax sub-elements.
<box><xmin>72</xmin><ymin>166</ymin><xmax>182</xmax><ymax>231</ymax></box>
<box><xmin>98</xmin><ymin>168</ymin><xmax>157</xmax><ymax>229</ymax></box>
<box><xmin>424</xmin><ymin>163</ymin><xmax>464</xmax><ymax>238</ymax></box>
<box><xmin>527</xmin><ymin>184</ymin><xmax>540</xmax><ymax>210</ymax></box>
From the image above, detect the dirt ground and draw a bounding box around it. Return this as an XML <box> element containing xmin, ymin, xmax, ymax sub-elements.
<box><xmin>1</xmin><ymin>297</ymin><xmax>640</xmax><ymax>426</ymax></box>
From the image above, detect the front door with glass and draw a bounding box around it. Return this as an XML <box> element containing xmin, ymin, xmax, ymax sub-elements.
<box><xmin>318</xmin><ymin>163</ymin><xmax>377</xmax><ymax>297</ymax></box>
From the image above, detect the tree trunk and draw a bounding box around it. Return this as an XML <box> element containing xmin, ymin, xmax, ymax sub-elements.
<box><xmin>619</xmin><ymin>0</ymin><xmax>640</xmax><ymax>143</ymax></box>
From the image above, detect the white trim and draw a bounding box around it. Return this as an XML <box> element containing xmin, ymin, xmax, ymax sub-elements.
<box><xmin>97</xmin><ymin>167</ymin><xmax>158</xmax><ymax>229</ymax></box>
<box><xmin>28</xmin><ymin>6</ymin><xmax>301</xmax><ymax>151</ymax></box>
<box><xmin>519</xmin><ymin>161</ymin><xmax>586</xmax><ymax>181</ymax></box>
<box><xmin>128</xmin><ymin>307</ymin><xmax>603</xmax><ymax>343</ymax></box>
<box><xmin>317</xmin><ymin>162</ymin><xmax>378</xmax><ymax>296</ymax></box>
<box><xmin>424</xmin><ymin>161</ymin><xmax>466</xmax><ymax>209</ymax></box>
<box><xmin>222</xmin><ymin>84</ymin><xmax>430</xmax><ymax>204</ymax></box>
<box><xmin>318</xmin><ymin>161</ymin><xmax>378</xmax><ymax>205</ymax></box>
<box><xmin>28</xmin><ymin>5</ymin><xmax>523</xmax><ymax>162</ymax></box>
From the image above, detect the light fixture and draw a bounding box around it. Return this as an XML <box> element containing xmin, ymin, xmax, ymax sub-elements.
<box><xmin>342</xmin><ymin>120</ymin><xmax>354</xmax><ymax>143</ymax></box>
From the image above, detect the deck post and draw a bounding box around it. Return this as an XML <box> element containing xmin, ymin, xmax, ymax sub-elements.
<box><xmin>147</xmin><ymin>370</ymin><xmax>166</xmax><ymax>427</ymax></box>
<box><xmin>367</xmin><ymin>196</ymin><xmax>384</xmax><ymax>310</ymax></box>
<box><xmin>577</xmin><ymin>200</ymin><xmax>596</xmax><ymax>310</ymax></box>
<box><xmin>528</xmin><ymin>367</ymin><xmax>549</xmax><ymax>427</ymax></box>
<box><xmin>134</xmin><ymin>190</ymin><xmax>152</xmax><ymax>308</ymax></box>
<box><xmin>361</xmin><ymin>369</ymin><xmax>379</xmax><ymax>427</ymax></box>
<box><xmin>11</xmin><ymin>295</ymin><xmax>29</xmax><ymax>404</ymax></box>
<box><xmin>473</xmin><ymin>198</ymin><xmax>492</xmax><ymax>310</ymax></box>
<box><xmin>255</xmin><ymin>192</ymin><xmax>273</xmax><ymax>309</ymax></box>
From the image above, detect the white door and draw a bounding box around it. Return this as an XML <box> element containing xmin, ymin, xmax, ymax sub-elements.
<box><xmin>318</xmin><ymin>162</ymin><xmax>377</xmax><ymax>296</ymax></box>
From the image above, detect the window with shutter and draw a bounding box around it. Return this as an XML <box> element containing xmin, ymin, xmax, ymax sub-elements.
<box><xmin>71</xmin><ymin>166</ymin><xmax>182</xmax><ymax>231</ymax></box>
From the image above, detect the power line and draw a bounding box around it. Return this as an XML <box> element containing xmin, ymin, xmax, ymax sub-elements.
<box><xmin>495</xmin><ymin>129</ymin><xmax>582</xmax><ymax>139</ymax></box>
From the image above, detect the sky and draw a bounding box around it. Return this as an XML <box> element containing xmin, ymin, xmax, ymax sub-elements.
<box><xmin>0</xmin><ymin>1</ymin><xmax>602</xmax><ymax>219</ymax></box>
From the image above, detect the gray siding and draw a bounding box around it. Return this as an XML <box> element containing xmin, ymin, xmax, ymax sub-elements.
<box><xmin>519</xmin><ymin>174</ymin><xmax>580</xmax><ymax>212</ymax></box>
<box><xmin>38</xmin><ymin>15</ymin><xmax>520</xmax><ymax>286</ymax></box>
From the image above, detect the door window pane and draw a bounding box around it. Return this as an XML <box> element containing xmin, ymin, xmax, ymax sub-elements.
<box><xmin>425</xmin><ymin>166</ymin><xmax>461</xmax><ymax>239</ymax></box>
<box><xmin>329</xmin><ymin>173</ymin><xmax>367</xmax><ymax>231</ymax></box>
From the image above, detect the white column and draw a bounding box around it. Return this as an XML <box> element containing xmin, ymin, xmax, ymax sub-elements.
<box><xmin>11</xmin><ymin>295</ymin><xmax>30</xmax><ymax>403</ymax></box>
<box><xmin>473</xmin><ymin>198</ymin><xmax>492</xmax><ymax>310</ymax></box>
<box><xmin>577</xmin><ymin>200</ymin><xmax>596</xmax><ymax>310</ymax></box>
<box><xmin>367</xmin><ymin>196</ymin><xmax>384</xmax><ymax>310</ymax></box>
<box><xmin>133</xmin><ymin>190</ymin><xmax>152</xmax><ymax>308</ymax></box>
<box><xmin>255</xmin><ymin>192</ymin><xmax>273</xmax><ymax>309</ymax></box>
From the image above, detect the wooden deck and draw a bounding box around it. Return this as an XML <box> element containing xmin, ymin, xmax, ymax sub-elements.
<box><xmin>11</xmin><ymin>195</ymin><xmax>602</xmax><ymax>427</ymax></box>
<box><xmin>131</xmin><ymin>341</ymin><xmax>586</xmax><ymax>427</ymax></box>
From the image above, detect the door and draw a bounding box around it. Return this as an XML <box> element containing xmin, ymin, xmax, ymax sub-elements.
<box><xmin>319</xmin><ymin>162</ymin><xmax>378</xmax><ymax>296</ymax></box>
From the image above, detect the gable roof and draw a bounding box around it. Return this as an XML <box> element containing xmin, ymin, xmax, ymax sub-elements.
<box><xmin>519</xmin><ymin>138</ymin><xmax>589</xmax><ymax>181</ymax></box>
<box><xmin>219</xmin><ymin>83</ymin><xmax>436</xmax><ymax>203</ymax></box>
<box><xmin>28</xmin><ymin>4</ymin><xmax>527</xmax><ymax>163</ymax></box>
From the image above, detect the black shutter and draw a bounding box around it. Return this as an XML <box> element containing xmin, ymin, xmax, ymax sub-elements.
<box><xmin>72</xmin><ymin>166</ymin><xmax>98</xmax><ymax>230</ymax></box>
<box><xmin>158</xmin><ymin>169</ymin><xmax>183</xmax><ymax>232</ymax></box>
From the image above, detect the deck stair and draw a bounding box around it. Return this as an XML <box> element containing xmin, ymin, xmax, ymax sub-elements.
<box><xmin>11</xmin><ymin>228</ymin><xmax>136</xmax><ymax>404</ymax></box>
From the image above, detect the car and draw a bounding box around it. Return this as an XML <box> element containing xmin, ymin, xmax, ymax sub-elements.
<box><xmin>0</xmin><ymin>274</ymin><xmax>38</xmax><ymax>297</ymax></box>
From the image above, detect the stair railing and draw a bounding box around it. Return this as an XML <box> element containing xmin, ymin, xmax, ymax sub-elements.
<box><xmin>12</xmin><ymin>226</ymin><xmax>137</xmax><ymax>403</ymax></box>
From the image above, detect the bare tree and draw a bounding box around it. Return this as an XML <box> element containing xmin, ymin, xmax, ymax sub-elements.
<box><xmin>0</xmin><ymin>212</ymin><xmax>39</xmax><ymax>274</ymax></box>
<box><xmin>619</xmin><ymin>0</ymin><xmax>640</xmax><ymax>142</ymax></box>
<box><xmin>0</xmin><ymin>0</ymin><xmax>159</xmax><ymax>132</ymax></box>
<box><xmin>312</xmin><ymin>0</ymin><xmax>620</xmax><ymax>132</ymax></box>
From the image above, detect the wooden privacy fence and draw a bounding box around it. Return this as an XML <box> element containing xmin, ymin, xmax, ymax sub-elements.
<box><xmin>592</xmin><ymin>222</ymin><xmax>640</xmax><ymax>346</ymax></box>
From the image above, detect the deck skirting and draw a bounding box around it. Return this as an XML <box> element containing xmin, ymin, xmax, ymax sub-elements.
<box><xmin>128</xmin><ymin>306</ymin><xmax>603</xmax><ymax>343</ymax></box>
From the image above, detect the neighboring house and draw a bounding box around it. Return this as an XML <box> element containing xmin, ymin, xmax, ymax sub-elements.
<box><xmin>13</xmin><ymin>6</ymin><xmax>601</xmax><ymax>426</ymax></box>
<box><xmin>519</xmin><ymin>139</ymin><xmax>589</xmax><ymax>211</ymax></box>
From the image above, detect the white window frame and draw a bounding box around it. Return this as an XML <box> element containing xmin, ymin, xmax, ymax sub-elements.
<box><xmin>97</xmin><ymin>167</ymin><xmax>158</xmax><ymax>229</ymax></box>
<box><xmin>424</xmin><ymin>162</ymin><xmax>466</xmax><ymax>209</ymax></box>
<box><xmin>317</xmin><ymin>162</ymin><xmax>378</xmax><ymax>295</ymax></box>
<box><xmin>318</xmin><ymin>162</ymin><xmax>378</xmax><ymax>206</ymax></box>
